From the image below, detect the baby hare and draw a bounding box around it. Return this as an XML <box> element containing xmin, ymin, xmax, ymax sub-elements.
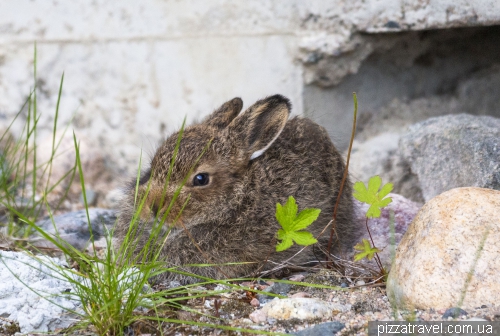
<box><xmin>115</xmin><ymin>95</ymin><xmax>357</xmax><ymax>284</ymax></box>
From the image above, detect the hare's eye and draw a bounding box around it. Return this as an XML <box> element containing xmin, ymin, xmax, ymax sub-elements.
<box><xmin>193</xmin><ymin>173</ymin><xmax>210</xmax><ymax>186</ymax></box>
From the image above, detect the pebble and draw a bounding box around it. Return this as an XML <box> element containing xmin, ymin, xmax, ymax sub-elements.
<box><xmin>257</xmin><ymin>281</ymin><xmax>292</xmax><ymax>303</ymax></box>
<box><xmin>250</xmin><ymin>298</ymin><xmax>260</xmax><ymax>307</ymax></box>
<box><xmin>261</xmin><ymin>298</ymin><xmax>348</xmax><ymax>321</ymax></box>
<box><xmin>249</xmin><ymin>309</ymin><xmax>267</xmax><ymax>324</ymax></box>
<box><xmin>267</xmin><ymin>282</ymin><xmax>292</xmax><ymax>295</ymax></box>
<box><xmin>289</xmin><ymin>274</ymin><xmax>306</xmax><ymax>282</ymax></box>
<box><xmin>294</xmin><ymin>321</ymin><xmax>345</xmax><ymax>336</ymax></box>
<box><xmin>290</xmin><ymin>292</ymin><xmax>311</xmax><ymax>298</ymax></box>
<box><xmin>442</xmin><ymin>307</ymin><xmax>468</xmax><ymax>319</ymax></box>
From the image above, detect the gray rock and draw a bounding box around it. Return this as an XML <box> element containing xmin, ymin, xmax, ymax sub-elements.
<box><xmin>399</xmin><ymin>114</ymin><xmax>500</xmax><ymax>202</ymax></box>
<box><xmin>443</xmin><ymin>307</ymin><xmax>468</xmax><ymax>319</ymax></box>
<box><xmin>267</xmin><ymin>282</ymin><xmax>291</xmax><ymax>295</ymax></box>
<box><xmin>294</xmin><ymin>321</ymin><xmax>345</xmax><ymax>336</ymax></box>
<box><xmin>257</xmin><ymin>281</ymin><xmax>292</xmax><ymax>304</ymax></box>
<box><xmin>30</xmin><ymin>208</ymin><xmax>117</xmax><ymax>250</ymax></box>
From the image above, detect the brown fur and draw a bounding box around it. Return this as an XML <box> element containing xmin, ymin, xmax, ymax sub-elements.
<box><xmin>114</xmin><ymin>95</ymin><xmax>357</xmax><ymax>284</ymax></box>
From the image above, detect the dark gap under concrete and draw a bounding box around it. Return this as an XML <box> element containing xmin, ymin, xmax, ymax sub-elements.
<box><xmin>304</xmin><ymin>25</ymin><xmax>500</xmax><ymax>150</ymax></box>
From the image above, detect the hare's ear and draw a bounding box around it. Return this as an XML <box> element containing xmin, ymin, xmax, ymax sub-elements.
<box><xmin>231</xmin><ymin>95</ymin><xmax>291</xmax><ymax>160</ymax></box>
<box><xmin>204</xmin><ymin>97</ymin><xmax>243</xmax><ymax>129</ymax></box>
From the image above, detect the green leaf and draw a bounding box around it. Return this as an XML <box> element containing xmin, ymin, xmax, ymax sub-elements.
<box><xmin>275</xmin><ymin>196</ymin><xmax>297</xmax><ymax>229</ymax></box>
<box><xmin>353</xmin><ymin>175</ymin><xmax>393</xmax><ymax>218</ymax></box>
<box><xmin>354</xmin><ymin>239</ymin><xmax>381</xmax><ymax>261</ymax></box>
<box><xmin>275</xmin><ymin>196</ymin><xmax>321</xmax><ymax>252</ymax></box>
<box><xmin>276</xmin><ymin>236</ymin><xmax>293</xmax><ymax>252</ymax></box>
<box><xmin>352</xmin><ymin>181</ymin><xmax>372</xmax><ymax>203</ymax></box>
<box><xmin>289</xmin><ymin>231</ymin><xmax>318</xmax><ymax>246</ymax></box>
<box><xmin>277</xmin><ymin>228</ymin><xmax>287</xmax><ymax>240</ymax></box>
<box><xmin>379</xmin><ymin>182</ymin><xmax>394</xmax><ymax>199</ymax></box>
<box><xmin>291</xmin><ymin>208</ymin><xmax>321</xmax><ymax>231</ymax></box>
<box><xmin>366</xmin><ymin>205</ymin><xmax>382</xmax><ymax>218</ymax></box>
<box><xmin>367</xmin><ymin>175</ymin><xmax>382</xmax><ymax>193</ymax></box>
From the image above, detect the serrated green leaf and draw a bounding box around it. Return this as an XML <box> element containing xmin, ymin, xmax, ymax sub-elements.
<box><xmin>379</xmin><ymin>182</ymin><xmax>394</xmax><ymax>198</ymax></box>
<box><xmin>276</xmin><ymin>203</ymin><xmax>288</xmax><ymax>228</ymax></box>
<box><xmin>276</xmin><ymin>196</ymin><xmax>298</xmax><ymax>231</ymax></box>
<box><xmin>276</xmin><ymin>236</ymin><xmax>293</xmax><ymax>252</ymax></box>
<box><xmin>366</xmin><ymin>205</ymin><xmax>381</xmax><ymax>218</ymax></box>
<box><xmin>277</xmin><ymin>228</ymin><xmax>287</xmax><ymax>240</ymax></box>
<box><xmin>353</xmin><ymin>181</ymin><xmax>371</xmax><ymax>203</ymax></box>
<box><xmin>284</xmin><ymin>195</ymin><xmax>298</xmax><ymax>218</ymax></box>
<box><xmin>367</xmin><ymin>175</ymin><xmax>382</xmax><ymax>193</ymax></box>
<box><xmin>289</xmin><ymin>231</ymin><xmax>318</xmax><ymax>246</ymax></box>
<box><xmin>291</xmin><ymin>208</ymin><xmax>321</xmax><ymax>231</ymax></box>
<box><xmin>353</xmin><ymin>176</ymin><xmax>393</xmax><ymax>218</ymax></box>
<box><xmin>379</xmin><ymin>197</ymin><xmax>392</xmax><ymax>208</ymax></box>
<box><xmin>354</xmin><ymin>238</ymin><xmax>381</xmax><ymax>261</ymax></box>
<box><xmin>275</xmin><ymin>196</ymin><xmax>320</xmax><ymax>252</ymax></box>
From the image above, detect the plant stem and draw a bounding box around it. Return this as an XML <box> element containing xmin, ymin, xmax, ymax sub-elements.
<box><xmin>326</xmin><ymin>92</ymin><xmax>358</xmax><ymax>260</ymax></box>
<box><xmin>364</xmin><ymin>217</ymin><xmax>385</xmax><ymax>276</ymax></box>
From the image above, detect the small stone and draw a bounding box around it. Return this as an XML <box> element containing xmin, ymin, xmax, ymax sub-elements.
<box><xmin>266</xmin><ymin>282</ymin><xmax>291</xmax><ymax>295</ymax></box>
<box><xmin>249</xmin><ymin>309</ymin><xmax>267</xmax><ymax>324</ymax></box>
<box><xmin>250</xmin><ymin>298</ymin><xmax>260</xmax><ymax>307</ymax></box>
<box><xmin>442</xmin><ymin>307</ymin><xmax>468</xmax><ymax>319</ymax></box>
<box><xmin>240</xmin><ymin>318</ymin><xmax>254</xmax><ymax>324</ymax></box>
<box><xmin>356</xmin><ymin>280</ymin><xmax>365</xmax><ymax>286</ymax></box>
<box><xmin>466</xmin><ymin>317</ymin><xmax>487</xmax><ymax>321</ymax></box>
<box><xmin>257</xmin><ymin>281</ymin><xmax>292</xmax><ymax>303</ymax></box>
<box><xmin>240</xmin><ymin>281</ymin><xmax>255</xmax><ymax>288</ymax></box>
<box><xmin>289</xmin><ymin>274</ymin><xmax>306</xmax><ymax>282</ymax></box>
<box><xmin>384</xmin><ymin>21</ymin><xmax>400</xmax><ymax>29</ymax></box>
<box><xmin>294</xmin><ymin>321</ymin><xmax>345</xmax><ymax>336</ymax></box>
<box><xmin>290</xmin><ymin>292</ymin><xmax>311</xmax><ymax>298</ymax></box>
<box><xmin>168</xmin><ymin>281</ymin><xmax>182</xmax><ymax>288</ymax></box>
<box><xmin>261</xmin><ymin>298</ymin><xmax>348</xmax><ymax>321</ymax></box>
<box><xmin>267</xmin><ymin>317</ymin><xmax>277</xmax><ymax>325</ymax></box>
<box><xmin>340</xmin><ymin>283</ymin><xmax>348</xmax><ymax>288</ymax></box>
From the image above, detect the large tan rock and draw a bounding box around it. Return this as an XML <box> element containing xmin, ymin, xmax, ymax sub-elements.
<box><xmin>387</xmin><ymin>187</ymin><xmax>500</xmax><ymax>310</ymax></box>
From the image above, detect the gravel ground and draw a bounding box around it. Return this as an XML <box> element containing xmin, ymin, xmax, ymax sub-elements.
<box><xmin>2</xmin><ymin>267</ymin><xmax>500</xmax><ymax>335</ymax></box>
<box><xmin>107</xmin><ymin>269</ymin><xmax>500</xmax><ymax>335</ymax></box>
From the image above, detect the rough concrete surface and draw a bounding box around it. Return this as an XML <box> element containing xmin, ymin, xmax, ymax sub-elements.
<box><xmin>1</xmin><ymin>0</ymin><xmax>499</xmax><ymax>182</ymax></box>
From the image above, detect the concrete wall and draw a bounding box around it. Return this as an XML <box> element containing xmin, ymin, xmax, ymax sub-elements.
<box><xmin>0</xmin><ymin>1</ymin><xmax>499</xmax><ymax>194</ymax></box>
